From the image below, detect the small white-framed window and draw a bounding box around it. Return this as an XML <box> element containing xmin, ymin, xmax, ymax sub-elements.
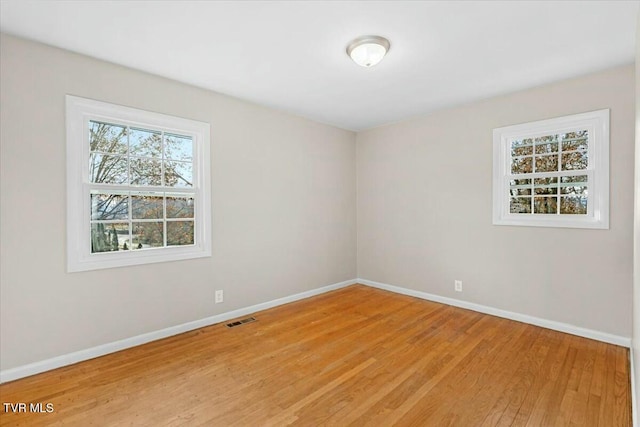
<box><xmin>66</xmin><ymin>95</ymin><xmax>211</xmax><ymax>272</ymax></box>
<box><xmin>492</xmin><ymin>109</ymin><xmax>609</xmax><ymax>229</ymax></box>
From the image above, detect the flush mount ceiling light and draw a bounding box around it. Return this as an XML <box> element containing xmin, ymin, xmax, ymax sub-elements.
<box><xmin>346</xmin><ymin>35</ymin><xmax>390</xmax><ymax>67</ymax></box>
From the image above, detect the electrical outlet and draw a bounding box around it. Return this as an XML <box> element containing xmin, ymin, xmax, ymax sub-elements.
<box><xmin>215</xmin><ymin>290</ymin><xmax>224</xmax><ymax>303</ymax></box>
<box><xmin>454</xmin><ymin>280</ymin><xmax>463</xmax><ymax>292</ymax></box>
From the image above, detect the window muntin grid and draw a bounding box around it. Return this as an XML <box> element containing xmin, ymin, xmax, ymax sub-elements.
<box><xmin>88</xmin><ymin>120</ymin><xmax>195</xmax><ymax>253</ymax></box>
<box><xmin>508</xmin><ymin>131</ymin><xmax>589</xmax><ymax>216</ymax></box>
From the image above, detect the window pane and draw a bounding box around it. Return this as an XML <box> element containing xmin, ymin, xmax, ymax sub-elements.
<box><xmin>130</xmin><ymin>158</ymin><xmax>162</xmax><ymax>186</ymax></box>
<box><xmin>89</xmin><ymin>121</ymin><xmax>127</xmax><ymax>154</ymax></box>
<box><xmin>167</xmin><ymin>195</ymin><xmax>195</xmax><ymax>218</ymax></box>
<box><xmin>511</xmin><ymin>157</ymin><xmax>532</xmax><ymax>174</ymax></box>
<box><xmin>511</xmin><ymin>139</ymin><xmax>533</xmax><ymax>156</ymax></box>
<box><xmin>533</xmin><ymin>134</ymin><xmax>559</xmax><ymax>155</ymax></box>
<box><xmin>509</xmin><ymin>178</ymin><xmax>531</xmax><ymax>196</ymax></box>
<box><xmin>167</xmin><ymin>221</ymin><xmax>194</xmax><ymax>246</ymax></box>
<box><xmin>533</xmin><ymin>177</ymin><xmax>557</xmax><ymax>195</ymax></box>
<box><xmin>129</xmin><ymin>128</ymin><xmax>161</xmax><ymax>158</ymax></box>
<box><xmin>534</xmin><ymin>186</ymin><xmax>558</xmax><ymax>195</ymax></box>
<box><xmin>562</xmin><ymin>131</ymin><xmax>588</xmax><ymax>151</ymax></box>
<box><xmin>510</xmin><ymin>187</ymin><xmax>531</xmax><ymax>196</ymax></box>
<box><xmin>90</xmin><ymin>153</ymin><xmax>128</xmax><ymax>184</ymax></box>
<box><xmin>510</xmin><ymin>197</ymin><xmax>531</xmax><ymax>213</ymax></box>
<box><xmin>512</xmin><ymin>146</ymin><xmax>533</xmax><ymax>156</ymax></box>
<box><xmin>560</xmin><ymin>196</ymin><xmax>588</xmax><ymax>214</ymax></box>
<box><xmin>560</xmin><ymin>175</ymin><xmax>588</xmax><ymax>183</ymax></box>
<box><xmin>560</xmin><ymin>185</ymin><xmax>587</xmax><ymax>196</ymax></box>
<box><xmin>560</xmin><ymin>175</ymin><xmax>588</xmax><ymax>195</ymax></box>
<box><xmin>561</xmin><ymin>151</ymin><xmax>588</xmax><ymax>171</ymax></box>
<box><xmin>535</xmin><ymin>142</ymin><xmax>558</xmax><ymax>154</ymax></box>
<box><xmin>91</xmin><ymin>193</ymin><xmax>128</xmax><ymax>220</ymax></box>
<box><xmin>534</xmin><ymin>197</ymin><xmax>557</xmax><ymax>214</ymax></box>
<box><xmin>534</xmin><ymin>177</ymin><xmax>558</xmax><ymax>185</ymax></box>
<box><xmin>534</xmin><ymin>135</ymin><xmax>558</xmax><ymax>145</ymax></box>
<box><xmin>165</xmin><ymin>134</ymin><xmax>193</xmax><ymax>161</ymax></box>
<box><xmin>132</xmin><ymin>222</ymin><xmax>163</xmax><ymax>249</ymax></box>
<box><xmin>165</xmin><ymin>161</ymin><xmax>193</xmax><ymax>187</ymax></box>
<box><xmin>131</xmin><ymin>194</ymin><xmax>163</xmax><ymax>219</ymax></box>
<box><xmin>534</xmin><ymin>187</ymin><xmax>558</xmax><ymax>195</ymax></box>
<box><xmin>534</xmin><ymin>154</ymin><xmax>558</xmax><ymax>172</ymax></box>
<box><xmin>91</xmin><ymin>222</ymin><xmax>129</xmax><ymax>253</ymax></box>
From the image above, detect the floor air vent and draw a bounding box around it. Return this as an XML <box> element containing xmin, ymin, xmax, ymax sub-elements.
<box><xmin>226</xmin><ymin>317</ymin><xmax>257</xmax><ymax>328</ymax></box>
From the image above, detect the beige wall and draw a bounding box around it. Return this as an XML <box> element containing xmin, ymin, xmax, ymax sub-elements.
<box><xmin>357</xmin><ymin>65</ymin><xmax>634</xmax><ymax>338</ymax></box>
<box><xmin>0</xmin><ymin>32</ymin><xmax>635</xmax><ymax>374</ymax></box>
<box><xmin>0</xmin><ymin>34</ymin><xmax>357</xmax><ymax>370</ymax></box>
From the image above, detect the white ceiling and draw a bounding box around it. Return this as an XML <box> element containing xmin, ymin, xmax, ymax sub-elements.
<box><xmin>1</xmin><ymin>1</ymin><xmax>638</xmax><ymax>131</ymax></box>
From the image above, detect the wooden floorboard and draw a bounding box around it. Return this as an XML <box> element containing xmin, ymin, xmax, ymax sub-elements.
<box><xmin>0</xmin><ymin>284</ymin><xmax>631</xmax><ymax>426</ymax></box>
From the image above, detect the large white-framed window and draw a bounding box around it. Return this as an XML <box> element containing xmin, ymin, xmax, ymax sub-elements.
<box><xmin>492</xmin><ymin>109</ymin><xmax>609</xmax><ymax>229</ymax></box>
<box><xmin>66</xmin><ymin>95</ymin><xmax>211</xmax><ymax>272</ymax></box>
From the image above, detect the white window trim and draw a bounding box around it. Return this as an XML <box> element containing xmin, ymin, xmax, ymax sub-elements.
<box><xmin>66</xmin><ymin>95</ymin><xmax>211</xmax><ymax>272</ymax></box>
<box><xmin>492</xmin><ymin>109</ymin><xmax>609</xmax><ymax>229</ymax></box>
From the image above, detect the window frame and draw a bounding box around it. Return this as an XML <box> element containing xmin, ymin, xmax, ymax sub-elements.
<box><xmin>66</xmin><ymin>95</ymin><xmax>211</xmax><ymax>272</ymax></box>
<box><xmin>492</xmin><ymin>109</ymin><xmax>609</xmax><ymax>229</ymax></box>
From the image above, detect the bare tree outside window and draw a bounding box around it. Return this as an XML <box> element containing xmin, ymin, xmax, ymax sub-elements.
<box><xmin>508</xmin><ymin>131</ymin><xmax>589</xmax><ymax>216</ymax></box>
<box><xmin>89</xmin><ymin>121</ymin><xmax>195</xmax><ymax>253</ymax></box>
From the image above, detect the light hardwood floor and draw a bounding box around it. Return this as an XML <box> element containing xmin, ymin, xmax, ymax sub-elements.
<box><xmin>0</xmin><ymin>285</ymin><xmax>631</xmax><ymax>426</ymax></box>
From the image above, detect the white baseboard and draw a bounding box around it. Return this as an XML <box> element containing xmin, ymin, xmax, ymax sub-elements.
<box><xmin>0</xmin><ymin>279</ymin><xmax>357</xmax><ymax>384</ymax></box>
<box><xmin>358</xmin><ymin>278</ymin><xmax>631</xmax><ymax>348</ymax></box>
<box><xmin>632</xmin><ymin>346</ymin><xmax>638</xmax><ymax>427</ymax></box>
<box><xmin>1</xmin><ymin>277</ymin><xmax>630</xmax><ymax>384</ymax></box>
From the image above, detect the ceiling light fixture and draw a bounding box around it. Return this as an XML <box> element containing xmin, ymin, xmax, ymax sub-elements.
<box><xmin>346</xmin><ymin>35</ymin><xmax>390</xmax><ymax>68</ymax></box>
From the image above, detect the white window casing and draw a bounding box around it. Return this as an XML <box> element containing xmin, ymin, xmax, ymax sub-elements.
<box><xmin>492</xmin><ymin>109</ymin><xmax>609</xmax><ymax>229</ymax></box>
<box><xmin>66</xmin><ymin>95</ymin><xmax>211</xmax><ymax>272</ymax></box>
